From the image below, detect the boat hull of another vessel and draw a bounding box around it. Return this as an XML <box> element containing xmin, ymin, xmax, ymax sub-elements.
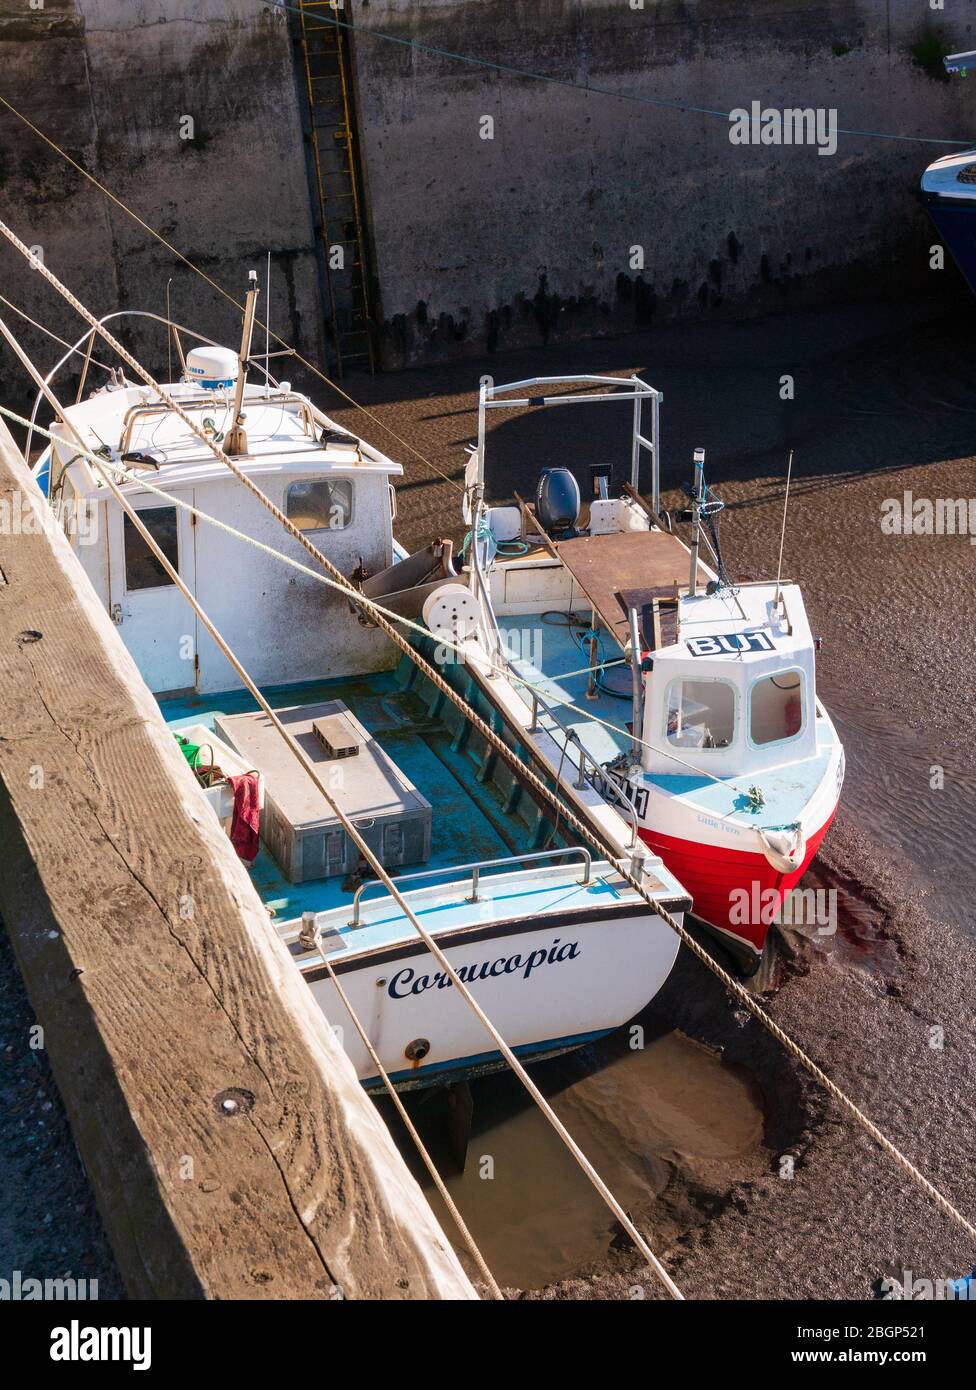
<box><xmin>920</xmin><ymin>150</ymin><xmax>976</xmax><ymax>294</ymax></box>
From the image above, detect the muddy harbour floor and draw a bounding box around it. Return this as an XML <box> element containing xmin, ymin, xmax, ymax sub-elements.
<box><xmin>2</xmin><ymin>292</ymin><xmax>975</xmax><ymax>1300</ymax></box>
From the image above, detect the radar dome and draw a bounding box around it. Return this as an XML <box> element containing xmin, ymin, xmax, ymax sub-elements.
<box><xmin>185</xmin><ymin>346</ymin><xmax>239</xmax><ymax>390</ymax></box>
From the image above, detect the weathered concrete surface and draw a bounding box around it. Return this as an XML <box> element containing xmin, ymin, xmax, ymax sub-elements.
<box><xmin>0</xmin><ymin>0</ymin><xmax>324</xmax><ymax>411</ymax></box>
<box><xmin>350</xmin><ymin>0</ymin><xmax>974</xmax><ymax>365</ymax></box>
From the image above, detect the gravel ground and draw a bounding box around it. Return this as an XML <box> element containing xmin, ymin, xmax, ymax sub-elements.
<box><xmin>0</xmin><ymin>926</ymin><xmax>124</xmax><ymax>1298</ymax></box>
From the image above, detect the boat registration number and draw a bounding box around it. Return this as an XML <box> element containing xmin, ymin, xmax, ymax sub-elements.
<box><xmin>593</xmin><ymin>770</ymin><xmax>650</xmax><ymax>819</ymax></box>
<box><xmin>687</xmin><ymin>631</ymin><xmax>775</xmax><ymax>657</ymax></box>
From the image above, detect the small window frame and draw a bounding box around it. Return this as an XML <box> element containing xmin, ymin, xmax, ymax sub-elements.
<box><xmin>663</xmin><ymin>675</ymin><xmax>739</xmax><ymax>752</ymax></box>
<box><xmin>746</xmin><ymin>667</ymin><xmax>807</xmax><ymax>751</ymax></box>
<box><xmin>285</xmin><ymin>475</ymin><xmax>355</xmax><ymax>533</ymax></box>
<box><xmin>122</xmin><ymin>504</ymin><xmax>180</xmax><ymax>594</ymax></box>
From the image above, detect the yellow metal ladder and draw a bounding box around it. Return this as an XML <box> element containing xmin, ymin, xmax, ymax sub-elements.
<box><xmin>296</xmin><ymin>0</ymin><xmax>375</xmax><ymax>375</ymax></box>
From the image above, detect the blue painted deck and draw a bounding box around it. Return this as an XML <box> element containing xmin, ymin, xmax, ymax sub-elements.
<box><xmin>498</xmin><ymin>613</ymin><xmax>632</xmax><ymax>765</ymax></box>
<box><xmin>644</xmin><ymin>751</ymin><xmax>832</xmax><ymax>828</ymax></box>
<box><xmin>159</xmin><ymin>668</ymin><xmax>560</xmax><ymax>923</ymax></box>
<box><xmin>302</xmin><ymin>864</ymin><xmax>636</xmax><ymax>959</ymax></box>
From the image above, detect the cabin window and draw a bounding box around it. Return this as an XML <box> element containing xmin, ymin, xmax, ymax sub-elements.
<box><xmin>123</xmin><ymin>506</ymin><xmax>178</xmax><ymax>590</ymax></box>
<box><xmin>750</xmin><ymin>670</ymin><xmax>805</xmax><ymax>746</ymax></box>
<box><xmin>286</xmin><ymin>477</ymin><xmax>353</xmax><ymax>531</ymax></box>
<box><xmin>665</xmin><ymin>678</ymin><xmax>735</xmax><ymax>750</ymax></box>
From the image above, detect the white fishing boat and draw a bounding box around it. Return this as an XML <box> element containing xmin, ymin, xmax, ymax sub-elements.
<box><xmin>28</xmin><ymin>310</ymin><xmax>689</xmax><ymax>1090</ymax></box>
<box><xmin>375</xmin><ymin>376</ymin><xmax>844</xmax><ymax>970</ymax></box>
<box><xmin>917</xmin><ymin>51</ymin><xmax>976</xmax><ymax>293</ymax></box>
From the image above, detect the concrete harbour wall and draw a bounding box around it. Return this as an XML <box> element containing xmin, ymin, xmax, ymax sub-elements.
<box><xmin>0</xmin><ymin>1</ymin><xmax>973</xmax><ymax>385</ymax></box>
<box><xmin>0</xmin><ymin>0</ymin><xmax>324</xmax><ymax>409</ymax></box>
<box><xmin>349</xmin><ymin>0</ymin><xmax>975</xmax><ymax>365</ymax></box>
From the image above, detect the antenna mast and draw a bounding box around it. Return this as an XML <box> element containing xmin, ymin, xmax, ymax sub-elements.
<box><xmin>265</xmin><ymin>251</ymin><xmax>271</xmax><ymax>399</ymax></box>
<box><xmin>688</xmin><ymin>447</ymin><xmax>705</xmax><ymax>596</ymax></box>
<box><xmin>773</xmin><ymin>450</ymin><xmax>794</xmax><ymax>607</ymax></box>
<box><xmin>225</xmin><ymin>270</ymin><xmax>259</xmax><ymax>457</ymax></box>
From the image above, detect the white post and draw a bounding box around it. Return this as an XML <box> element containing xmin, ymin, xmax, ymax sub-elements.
<box><xmin>688</xmin><ymin>448</ymin><xmax>705</xmax><ymax>596</ymax></box>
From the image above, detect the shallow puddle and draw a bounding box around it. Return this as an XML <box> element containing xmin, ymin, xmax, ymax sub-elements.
<box><xmin>380</xmin><ymin>1026</ymin><xmax>766</xmax><ymax>1289</ymax></box>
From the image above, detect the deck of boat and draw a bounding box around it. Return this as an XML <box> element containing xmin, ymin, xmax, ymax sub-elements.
<box><xmin>551</xmin><ymin>529</ymin><xmax>708</xmax><ymax>646</ymax></box>
<box><xmin>498</xmin><ymin>612</ymin><xmax>633</xmax><ymax>768</ymax></box>
<box><xmin>159</xmin><ymin>665</ymin><xmax>574</xmax><ymax>923</ymax></box>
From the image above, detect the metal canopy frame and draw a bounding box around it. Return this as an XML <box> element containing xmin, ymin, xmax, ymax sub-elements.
<box><xmin>26</xmin><ymin>309</ymin><xmax>302</xmax><ymax>471</ymax></box>
<box><xmin>475</xmin><ymin>373</ymin><xmax>662</xmax><ymax>511</ymax></box>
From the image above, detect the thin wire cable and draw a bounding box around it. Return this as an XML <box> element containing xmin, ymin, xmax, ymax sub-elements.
<box><xmin>0</xmin><ymin>297</ymin><xmax>683</xmax><ymax>1298</ymax></box>
<box><xmin>11</xmin><ymin>405</ymin><xmax>975</xmax><ymax>1260</ymax></box>
<box><xmin>0</xmin><ymin>291</ymin><xmax>113</xmax><ymax>375</ymax></box>
<box><xmin>0</xmin><ymin>93</ymin><xmax>462</xmax><ymax>494</ymax></box>
<box><xmin>5</xmin><ymin>231</ymin><xmax>974</xmax><ymax>1255</ymax></box>
<box><xmin>0</xmin><ymin>404</ymin><xmax>767</xmax><ymax>815</ymax></box>
<box><xmin>279</xmin><ymin>0</ymin><xmax>974</xmax><ymax>147</ymax></box>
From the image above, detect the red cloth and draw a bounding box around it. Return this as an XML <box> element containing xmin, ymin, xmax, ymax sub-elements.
<box><xmin>226</xmin><ymin>773</ymin><xmax>260</xmax><ymax>863</ymax></box>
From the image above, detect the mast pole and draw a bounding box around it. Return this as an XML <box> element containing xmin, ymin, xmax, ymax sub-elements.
<box><xmin>225</xmin><ymin>270</ymin><xmax>259</xmax><ymax>457</ymax></box>
<box><xmin>774</xmin><ymin>450</ymin><xmax>794</xmax><ymax>608</ymax></box>
<box><xmin>688</xmin><ymin>447</ymin><xmax>705</xmax><ymax>596</ymax></box>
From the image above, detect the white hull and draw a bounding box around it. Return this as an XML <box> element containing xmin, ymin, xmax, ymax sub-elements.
<box><xmin>298</xmin><ymin>907</ymin><xmax>681</xmax><ymax>1089</ymax></box>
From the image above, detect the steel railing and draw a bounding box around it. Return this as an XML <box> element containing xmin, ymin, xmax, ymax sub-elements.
<box><xmin>348</xmin><ymin>846</ymin><xmax>592</xmax><ymax>927</ymax></box>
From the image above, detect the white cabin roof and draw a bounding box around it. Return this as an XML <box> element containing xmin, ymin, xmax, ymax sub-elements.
<box><xmin>654</xmin><ymin>582</ymin><xmax>812</xmax><ymax>670</ymax></box>
<box><xmin>53</xmin><ymin>380</ymin><xmax>402</xmax><ymax>499</ymax></box>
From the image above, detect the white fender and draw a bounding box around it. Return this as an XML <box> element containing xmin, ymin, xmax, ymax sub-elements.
<box><xmin>758</xmin><ymin>825</ymin><xmax>806</xmax><ymax>874</ymax></box>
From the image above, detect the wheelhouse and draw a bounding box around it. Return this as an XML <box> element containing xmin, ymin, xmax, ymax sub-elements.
<box><xmin>644</xmin><ymin>582</ymin><xmax>818</xmax><ymax>779</ymax></box>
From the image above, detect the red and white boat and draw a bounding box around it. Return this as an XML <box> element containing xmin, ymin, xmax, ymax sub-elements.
<box><xmin>393</xmin><ymin>373</ymin><xmax>844</xmax><ymax>970</ymax></box>
<box><xmin>621</xmin><ymin>575</ymin><xmax>843</xmax><ymax>960</ymax></box>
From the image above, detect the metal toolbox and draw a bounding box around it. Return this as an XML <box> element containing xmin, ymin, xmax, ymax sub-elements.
<box><xmin>214</xmin><ymin>700</ymin><xmax>432</xmax><ymax>883</ymax></box>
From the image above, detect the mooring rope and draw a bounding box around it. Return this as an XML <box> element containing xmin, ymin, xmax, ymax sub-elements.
<box><xmin>0</xmin><ymin>88</ymin><xmax>799</xmax><ymax>807</ymax></box>
<box><xmin>0</xmin><ymin>93</ymin><xmax>463</xmax><ymax>495</ymax></box>
<box><xmin>0</xmin><ymin>407</ymin><xmax>778</xmax><ymax>816</ymax></box>
<box><xmin>314</xmin><ymin>953</ymin><xmax>505</xmax><ymax>1299</ymax></box>
<box><xmin>0</xmin><ymin>295</ymin><xmax>684</xmax><ymax>1299</ymax></box>
<box><xmin>3</xmin><ymin>399</ymin><xmax>974</xmax><ymax>1258</ymax></box>
<box><xmin>4</xmin><ymin>217</ymin><xmax>974</xmax><ymax>1264</ymax></box>
<box><xmin>0</xmin><ymin>293</ymin><xmax>114</xmax><ymax>377</ymax></box>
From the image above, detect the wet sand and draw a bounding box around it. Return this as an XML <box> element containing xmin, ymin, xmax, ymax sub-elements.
<box><xmin>3</xmin><ymin>290</ymin><xmax>975</xmax><ymax>1297</ymax></box>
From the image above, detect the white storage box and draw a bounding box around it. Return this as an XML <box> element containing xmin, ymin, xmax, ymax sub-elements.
<box><xmin>214</xmin><ymin>701</ymin><xmax>432</xmax><ymax>883</ymax></box>
<box><xmin>176</xmin><ymin>723</ymin><xmax>264</xmax><ymax>837</ymax></box>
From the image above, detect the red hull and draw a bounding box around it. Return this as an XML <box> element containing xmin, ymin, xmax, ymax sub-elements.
<box><xmin>639</xmin><ymin>813</ymin><xmax>835</xmax><ymax>955</ymax></box>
